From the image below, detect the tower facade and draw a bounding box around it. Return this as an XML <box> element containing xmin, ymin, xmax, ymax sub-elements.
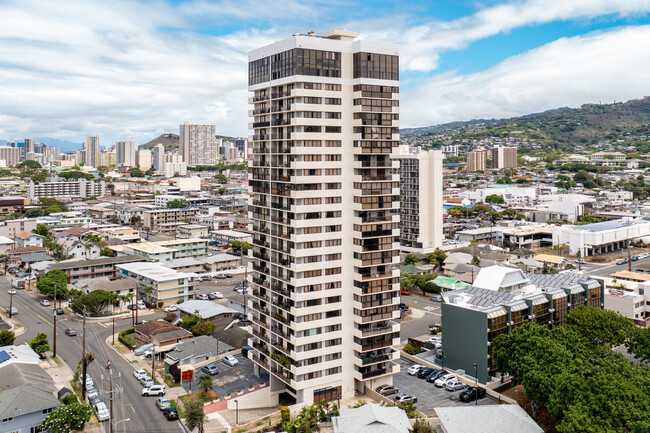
<box><xmin>116</xmin><ymin>141</ymin><xmax>138</xmax><ymax>166</ymax></box>
<box><xmin>248</xmin><ymin>30</ymin><xmax>401</xmax><ymax>404</ymax></box>
<box><xmin>179</xmin><ymin>122</ymin><xmax>216</xmax><ymax>166</ymax></box>
<box><xmin>83</xmin><ymin>136</ymin><xmax>100</xmax><ymax>167</ymax></box>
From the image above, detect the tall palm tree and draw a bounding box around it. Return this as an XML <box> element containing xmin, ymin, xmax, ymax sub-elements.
<box><xmin>198</xmin><ymin>374</ymin><xmax>213</xmax><ymax>395</ymax></box>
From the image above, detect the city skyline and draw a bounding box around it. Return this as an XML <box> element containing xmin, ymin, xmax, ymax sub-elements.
<box><xmin>1</xmin><ymin>1</ymin><xmax>650</xmax><ymax>144</ymax></box>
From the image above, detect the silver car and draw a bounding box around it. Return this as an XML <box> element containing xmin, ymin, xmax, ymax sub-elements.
<box><xmin>156</xmin><ymin>397</ymin><xmax>171</xmax><ymax>410</ymax></box>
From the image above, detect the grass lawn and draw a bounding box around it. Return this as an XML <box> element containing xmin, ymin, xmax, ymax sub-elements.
<box><xmin>170</xmin><ymin>399</ymin><xmax>185</xmax><ymax>418</ymax></box>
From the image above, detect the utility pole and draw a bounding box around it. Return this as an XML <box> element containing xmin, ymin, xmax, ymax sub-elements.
<box><xmin>109</xmin><ymin>370</ymin><xmax>114</xmax><ymax>433</ymax></box>
<box><xmin>53</xmin><ymin>282</ymin><xmax>57</xmax><ymax>359</ymax></box>
<box><xmin>9</xmin><ymin>278</ymin><xmax>13</xmax><ymax>319</ymax></box>
<box><xmin>81</xmin><ymin>310</ymin><xmax>87</xmax><ymax>400</ymax></box>
<box><xmin>628</xmin><ymin>242</ymin><xmax>632</xmax><ymax>272</ymax></box>
<box><xmin>151</xmin><ymin>350</ymin><xmax>155</xmax><ymax>380</ymax></box>
<box><xmin>135</xmin><ymin>289</ymin><xmax>139</xmax><ymax>325</ymax></box>
<box><xmin>112</xmin><ymin>314</ymin><xmax>115</xmax><ymax>346</ymax></box>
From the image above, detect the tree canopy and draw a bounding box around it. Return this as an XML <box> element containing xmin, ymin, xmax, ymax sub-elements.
<box><xmin>30</xmin><ymin>332</ymin><xmax>50</xmax><ymax>357</ymax></box>
<box><xmin>37</xmin><ymin>270</ymin><xmax>68</xmax><ymax>299</ymax></box>
<box><xmin>184</xmin><ymin>398</ymin><xmax>207</xmax><ymax>433</ymax></box>
<box><xmin>17</xmin><ymin>160</ymin><xmax>42</xmax><ymax>170</ymax></box>
<box><xmin>166</xmin><ymin>199</ymin><xmax>190</xmax><ymax>209</ymax></box>
<box><xmin>40</xmin><ymin>403</ymin><xmax>92</xmax><ymax>433</ymax></box>
<box><xmin>69</xmin><ymin>290</ymin><xmax>117</xmax><ymax>315</ymax></box>
<box><xmin>403</xmin><ymin>254</ymin><xmax>419</xmax><ymax>265</ymax></box>
<box><xmin>485</xmin><ymin>194</ymin><xmax>505</xmax><ymax>204</ymax></box>
<box><xmin>493</xmin><ymin>307</ymin><xmax>650</xmax><ymax>432</ymax></box>
<box><xmin>0</xmin><ymin>330</ymin><xmax>15</xmax><ymax>346</ymax></box>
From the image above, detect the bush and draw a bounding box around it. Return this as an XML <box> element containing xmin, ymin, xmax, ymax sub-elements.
<box><xmin>403</xmin><ymin>343</ymin><xmax>421</xmax><ymax>355</ymax></box>
<box><xmin>62</xmin><ymin>393</ymin><xmax>78</xmax><ymax>405</ymax></box>
<box><xmin>281</xmin><ymin>406</ymin><xmax>290</xmax><ymax>423</ymax></box>
<box><xmin>158</xmin><ymin>301</ymin><xmax>164</xmax><ymax>308</ymax></box>
<box><xmin>118</xmin><ymin>328</ymin><xmax>136</xmax><ymax>349</ymax></box>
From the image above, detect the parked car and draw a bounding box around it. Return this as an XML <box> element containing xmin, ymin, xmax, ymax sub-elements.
<box><xmin>617</xmin><ymin>259</ymin><xmax>629</xmax><ymax>265</ymax></box>
<box><xmin>434</xmin><ymin>373</ymin><xmax>456</xmax><ymax>387</ymax></box>
<box><xmin>417</xmin><ymin>367</ymin><xmax>434</xmax><ymax>379</ymax></box>
<box><xmin>430</xmin><ymin>295</ymin><xmax>443</xmax><ymax>302</ymax></box>
<box><xmin>394</xmin><ymin>394</ymin><xmax>417</xmax><ymax>404</ymax></box>
<box><xmin>65</xmin><ymin>328</ymin><xmax>78</xmax><ymax>336</ymax></box>
<box><xmin>215</xmin><ymin>274</ymin><xmax>227</xmax><ymax>279</ymax></box>
<box><xmin>162</xmin><ymin>407</ymin><xmax>179</xmax><ymax>420</ymax></box>
<box><xmin>211</xmin><ymin>291</ymin><xmax>224</xmax><ymax>299</ymax></box>
<box><xmin>134</xmin><ymin>344</ymin><xmax>155</xmax><ymax>356</ymax></box>
<box><xmin>574</xmin><ymin>259</ymin><xmax>586</xmax><ymax>264</ymax></box>
<box><xmin>142</xmin><ymin>385</ymin><xmax>166</xmax><ymax>396</ymax></box>
<box><xmin>460</xmin><ymin>387</ymin><xmax>487</xmax><ymax>402</ymax></box>
<box><xmin>7</xmin><ymin>288</ymin><xmax>16</xmax><ymax>295</ymax></box>
<box><xmin>445</xmin><ymin>380</ymin><xmax>466</xmax><ymax>391</ymax></box>
<box><xmin>163</xmin><ymin>305</ymin><xmax>178</xmax><ymax>312</ymax></box>
<box><xmin>88</xmin><ymin>395</ymin><xmax>102</xmax><ymax>407</ymax></box>
<box><xmin>196</xmin><ymin>294</ymin><xmax>209</xmax><ymax>300</ymax></box>
<box><xmin>93</xmin><ymin>402</ymin><xmax>110</xmax><ymax>421</ymax></box>
<box><xmin>407</xmin><ymin>364</ymin><xmax>424</xmax><ymax>376</ymax></box>
<box><xmin>375</xmin><ymin>384</ymin><xmax>399</xmax><ymax>396</ymax></box>
<box><xmin>632</xmin><ymin>255</ymin><xmax>640</xmax><ymax>261</ymax></box>
<box><xmin>8</xmin><ymin>267</ymin><xmax>18</xmax><ymax>274</ymax></box>
<box><xmin>139</xmin><ymin>376</ymin><xmax>154</xmax><ymax>387</ymax></box>
<box><xmin>133</xmin><ymin>369</ymin><xmax>148</xmax><ymax>380</ymax></box>
<box><xmin>224</xmin><ymin>273</ymin><xmax>233</xmax><ymax>278</ymax></box>
<box><xmin>426</xmin><ymin>369</ymin><xmax>448</xmax><ymax>383</ymax></box>
<box><xmin>40</xmin><ymin>299</ymin><xmax>50</xmax><ymax>307</ymax></box>
<box><xmin>222</xmin><ymin>354</ymin><xmax>239</xmax><ymax>366</ymax></box>
<box><xmin>399</xmin><ymin>303</ymin><xmax>409</xmax><ymax>311</ymax></box>
<box><xmin>54</xmin><ymin>308</ymin><xmax>64</xmax><ymax>315</ymax></box>
<box><xmin>80</xmin><ymin>374</ymin><xmax>93</xmax><ymax>388</ymax></box>
<box><xmin>427</xmin><ymin>336</ymin><xmax>441</xmax><ymax>345</ymax></box>
<box><xmin>4</xmin><ymin>307</ymin><xmax>17</xmax><ymax>315</ymax></box>
<box><xmin>137</xmin><ymin>302</ymin><xmax>147</xmax><ymax>310</ymax></box>
<box><xmin>86</xmin><ymin>386</ymin><xmax>99</xmax><ymax>399</ymax></box>
<box><xmin>198</xmin><ymin>276</ymin><xmax>212</xmax><ymax>282</ymax></box>
<box><xmin>156</xmin><ymin>397</ymin><xmax>171</xmax><ymax>410</ymax></box>
<box><xmin>201</xmin><ymin>363</ymin><xmax>220</xmax><ymax>375</ymax></box>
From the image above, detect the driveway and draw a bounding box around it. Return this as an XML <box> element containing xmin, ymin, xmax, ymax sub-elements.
<box><xmin>392</xmin><ymin>358</ymin><xmax>497</xmax><ymax>415</ymax></box>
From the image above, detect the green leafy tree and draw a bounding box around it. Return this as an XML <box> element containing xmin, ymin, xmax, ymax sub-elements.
<box><xmin>129</xmin><ymin>215</ymin><xmax>141</xmax><ymax>226</ymax></box>
<box><xmin>626</xmin><ymin>327</ymin><xmax>650</xmax><ymax>364</ymax></box>
<box><xmin>32</xmin><ymin>223</ymin><xmax>51</xmax><ymax>237</ymax></box>
<box><xmin>184</xmin><ymin>398</ymin><xmax>207</xmax><ymax>433</ymax></box>
<box><xmin>412</xmin><ymin>418</ymin><xmax>435</xmax><ymax>433</ymax></box>
<box><xmin>217</xmin><ymin>187</ymin><xmax>228</xmax><ymax>195</ymax></box>
<box><xmin>485</xmin><ymin>194</ymin><xmax>505</xmax><ymax>204</ymax></box>
<box><xmin>17</xmin><ymin>160</ymin><xmax>42</xmax><ymax>170</ymax></box>
<box><xmin>191</xmin><ymin>321</ymin><xmax>216</xmax><ymax>336</ymax></box>
<box><xmin>39</xmin><ymin>403</ymin><xmax>92</xmax><ymax>433</ymax></box>
<box><xmin>37</xmin><ymin>270</ymin><xmax>68</xmax><ymax>299</ymax></box>
<box><xmin>69</xmin><ymin>290</ymin><xmax>118</xmax><ymax>315</ymax></box>
<box><xmin>565</xmin><ymin>306</ymin><xmax>634</xmax><ymax>347</ymax></box>
<box><xmin>215</xmin><ymin>173</ymin><xmax>227</xmax><ymax>183</ymax></box>
<box><xmin>426</xmin><ymin>249</ymin><xmax>447</xmax><ymax>269</ymax></box>
<box><xmin>25</xmin><ymin>207</ymin><xmax>44</xmax><ymax>218</ymax></box>
<box><xmin>0</xmin><ymin>329</ymin><xmax>15</xmax><ymax>346</ymax></box>
<box><xmin>166</xmin><ymin>199</ymin><xmax>190</xmax><ymax>209</ymax></box>
<box><xmin>30</xmin><ymin>332</ymin><xmax>50</xmax><ymax>357</ymax></box>
<box><xmin>198</xmin><ymin>374</ymin><xmax>213</xmax><ymax>395</ymax></box>
<box><xmin>180</xmin><ymin>315</ymin><xmax>198</xmax><ymax>331</ymax></box>
<box><xmin>129</xmin><ymin>167</ymin><xmax>145</xmax><ymax>177</ymax></box>
<box><xmin>403</xmin><ymin>254</ymin><xmax>419</xmax><ymax>265</ymax></box>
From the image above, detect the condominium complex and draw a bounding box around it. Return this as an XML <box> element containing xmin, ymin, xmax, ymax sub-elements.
<box><xmin>143</xmin><ymin>208</ymin><xmax>199</xmax><ymax>232</ymax></box>
<box><xmin>491</xmin><ymin>145</ymin><xmax>517</xmax><ymax>169</ymax></box>
<box><xmin>83</xmin><ymin>135</ymin><xmax>100</xmax><ymax>167</ymax></box>
<box><xmin>179</xmin><ymin>122</ymin><xmax>217</xmax><ymax>166</ymax></box>
<box><xmin>248</xmin><ymin>30</ymin><xmax>401</xmax><ymax>404</ymax></box>
<box><xmin>0</xmin><ymin>146</ymin><xmax>20</xmax><ymax>167</ymax></box>
<box><xmin>28</xmin><ymin>177</ymin><xmax>107</xmax><ymax>199</ymax></box>
<box><xmin>116</xmin><ymin>262</ymin><xmax>197</xmax><ymax>306</ymax></box>
<box><xmin>135</xmin><ymin>149</ymin><xmax>152</xmax><ymax>170</ymax></box>
<box><xmin>393</xmin><ymin>145</ymin><xmax>443</xmax><ymax>253</ymax></box>
<box><xmin>97</xmin><ymin>149</ymin><xmax>116</xmax><ymax>168</ymax></box>
<box><xmin>116</xmin><ymin>140</ymin><xmax>138</xmax><ymax>166</ymax></box>
<box><xmin>153</xmin><ymin>143</ymin><xmax>165</xmax><ymax>171</ymax></box>
<box><xmin>466</xmin><ymin>149</ymin><xmax>486</xmax><ymax>172</ymax></box>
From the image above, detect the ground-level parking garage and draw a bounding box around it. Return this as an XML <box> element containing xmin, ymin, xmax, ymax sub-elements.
<box><xmin>391</xmin><ymin>358</ymin><xmax>498</xmax><ymax>415</ymax></box>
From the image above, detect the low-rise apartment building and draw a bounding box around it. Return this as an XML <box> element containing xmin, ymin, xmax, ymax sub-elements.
<box><xmin>116</xmin><ymin>261</ymin><xmax>197</xmax><ymax>306</ymax></box>
<box><xmin>122</xmin><ymin>243</ymin><xmax>175</xmax><ymax>262</ymax></box>
<box><xmin>143</xmin><ymin>208</ymin><xmax>199</xmax><ymax>232</ymax></box>
<box><xmin>44</xmin><ymin>254</ymin><xmax>148</xmax><ymax>283</ymax></box>
<box><xmin>28</xmin><ymin>177</ymin><xmax>106</xmax><ymax>199</ymax></box>
<box><xmin>96</xmin><ymin>226</ymin><xmax>141</xmax><ymax>243</ymax></box>
<box><xmin>178</xmin><ymin>224</ymin><xmax>209</xmax><ymax>238</ymax></box>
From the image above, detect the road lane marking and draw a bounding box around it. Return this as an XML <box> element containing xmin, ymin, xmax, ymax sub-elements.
<box><xmin>97</xmin><ymin>322</ymin><xmax>107</xmax><ymax>328</ymax></box>
<box><xmin>36</xmin><ymin>313</ymin><xmax>52</xmax><ymax>325</ymax></box>
<box><xmin>130</xmin><ymin>405</ymin><xmax>136</xmax><ymax>414</ymax></box>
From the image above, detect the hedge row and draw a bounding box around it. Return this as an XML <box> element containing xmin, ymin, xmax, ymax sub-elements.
<box><xmin>119</xmin><ymin>327</ymin><xmax>136</xmax><ymax>349</ymax></box>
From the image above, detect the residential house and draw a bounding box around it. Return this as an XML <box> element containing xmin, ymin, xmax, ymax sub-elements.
<box><xmin>133</xmin><ymin>320</ymin><xmax>193</xmax><ymax>347</ymax></box>
<box><xmin>58</xmin><ymin>236</ymin><xmax>102</xmax><ymax>260</ymax></box>
<box><xmin>176</xmin><ymin>300</ymin><xmax>238</xmax><ymax>330</ymax></box>
<box><xmin>0</xmin><ymin>385</ymin><xmax>60</xmax><ymax>433</ymax></box>
<box><xmin>13</xmin><ymin>231</ymin><xmax>43</xmax><ymax>248</ymax></box>
<box><xmin>177</xmin><ymin>224</ymin><xmax>208</xmax><ymax>238</ymax></box>
<box><xmin>331</xmin><ymin>403</ymin><xmax>410</xmax><ymax>433</ymax></box>
<box><xmin>201</xmin><ymin>253</ymin><xmax>240</xmax><ymax>272</ymax></box>
<box><xmin>73</xmin><ymin>277</ymin><xmax>138</xmax><ymax>308</ymax></box>
<box><xmin>164</xmin><ymin>335</ymin><xmax>233</xmax><ymax>371</ymax></box>
<box><xmin>434</xmin><ymin>406</ymin><xmax>543</xmax><ymax>433</ymax></box>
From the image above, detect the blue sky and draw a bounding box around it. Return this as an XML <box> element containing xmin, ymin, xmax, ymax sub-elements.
<box><xmin>1</xmin><ymin>0</ymin><xmax>650</xmax><ymax>146</ymax></box>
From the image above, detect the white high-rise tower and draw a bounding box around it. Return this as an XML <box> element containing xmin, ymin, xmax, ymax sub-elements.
<box><xmin>248</xmin><ymin>30</ymin><xmax>400</xmax><ymax>405</ymax></box>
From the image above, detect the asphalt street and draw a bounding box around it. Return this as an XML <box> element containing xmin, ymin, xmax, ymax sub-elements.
<box><xmin>0</xmin><ymin>276</ymin><xmax>182</xmax><ymax>433</ymax></box>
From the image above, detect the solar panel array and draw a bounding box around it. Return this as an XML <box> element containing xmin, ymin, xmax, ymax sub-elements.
<box><xmin>0</xmin><ymin>350</ymin><xmax>10</xmax><ymax>364</ymax></box>
<box><xmin>526</xmin><ymin>272</ymin><xmax>588</xmax><ymax>289</ymax></box>
<box><xmin>464</xmin><ymin>286</ymin><xmax>517</xmax><ymax>308</ymax></box>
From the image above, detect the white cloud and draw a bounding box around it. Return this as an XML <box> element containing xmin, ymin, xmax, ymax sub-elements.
<box><xmin>401</xmin><ymin>25</ymin><xmax>650</xmax><ymax>127</ymax></box>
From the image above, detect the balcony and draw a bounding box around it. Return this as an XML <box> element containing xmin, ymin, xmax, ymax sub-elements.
<box><xmin>356</xmin><ymin>321</ymin><xmax>398</xmax><ymax>338</ymax></box>
<box><xmin>251</xmin><ymin>354</ymin><xmax>269</xmax><ymax>370</ymax></box>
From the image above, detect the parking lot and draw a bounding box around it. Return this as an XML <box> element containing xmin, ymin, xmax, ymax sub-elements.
<box><xmin>392</xmin><ymin>358</ymin><xmax>497</xmax><ymax>415</ymax></box>
<box><xmin>181</xmin><ymin>355</ymin><xmax>268</xmax><ymax>397</ymax></box>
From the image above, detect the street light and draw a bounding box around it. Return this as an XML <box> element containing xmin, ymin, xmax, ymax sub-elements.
<box><xmin>113</xmin><ymin>418</ymin><xmax>130</xmax><ymax>433</ymax></box>
<box><xmin>234</xmin><ymin>399</ymin><xmax>239</xmax><ymax>426</ymax></box>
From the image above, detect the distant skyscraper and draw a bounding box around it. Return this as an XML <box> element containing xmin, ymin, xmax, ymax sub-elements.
<box><xmin>116</xmin><ymin>141</ymin><xmax>138</xmax><ymax>166</ymax></box>
<box><xmin>491</xmin><ymin>145</ymin><xmax>517</xmax><ymax>170</ymax></box>
<box><xmin>97</xmin><ymin>149</ymin><xmax>116</xmax><ymax>168</ymax></box>
<box><xmin>135</xmin><ymin>149</ymin><xmax>152</xmax><ymax>171</ymax></box>
<box><xmin>0</xmin><ymin>147</ymin><xmax>20</xmax><ymax>167</ymax></box>
<box><xmin>467</xmin><ymin>150</ymin><xmax>487</xmax><ymax>172</ymax></box>
<box><xmin>84</xmin><ymin>136</ymin><xmax>100</xmax><ymax>167</ymax></box>
<box><xmin>153</xmin><ymin>143</ymin><xmax>165</xmax><ymax>171</ymax></box>
<box><xmin>393</xmin><ymin>146</ymin><xmax>443</xmax><ymax>253</ymax></box>
<box><xmin>179</xmin><ymin>122</ymin><xmax>216</xmax><ymax>166</ymax></box>
<box><xmin>24</xmin><ymin>138</ymin><xmax>34</xmax><ymax>154</ymax></box>
<box><xmin>248</xmin><ymin>29</ymin><xmax>400</xmax><ymax>404</ymax></box>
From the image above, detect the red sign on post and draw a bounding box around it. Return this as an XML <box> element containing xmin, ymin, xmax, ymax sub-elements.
<box><xmin>182</xmin><ymin>370</ymin><xmax>193</xmax><ymax>381</ymax></box>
